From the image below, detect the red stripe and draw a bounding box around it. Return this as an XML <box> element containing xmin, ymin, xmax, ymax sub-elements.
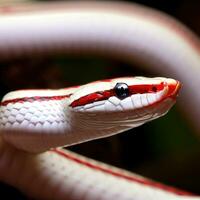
<box><xmin>53</xmin><ymin>149</ymin><xmax>194</xmax><ymax>196</ymax></box>
<box><xmin>0</xmin><ymin>94</ymin><xmax>71</xmax><ymax>106</ymax></box>
<box><xmin>70</xmin><ymin>83</ymin><xmax>165</xmax><ymax>108</ymax></box>
<box><xmin>1</xmin><ymin>83</ymin><xmax>164</xmax><ymax>107</ymax></box>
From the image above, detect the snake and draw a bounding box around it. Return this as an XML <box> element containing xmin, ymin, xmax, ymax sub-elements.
<box><xmin>0</xmin><ymin>1</ymin><xmax>200</xmax><ymax>200</ymax></box>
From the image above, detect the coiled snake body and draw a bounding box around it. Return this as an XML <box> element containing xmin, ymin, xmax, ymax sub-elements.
<box><xmin>0</xmin><ymin>1</ymin><xmax>200</xmax><ymax>200</ymax></box>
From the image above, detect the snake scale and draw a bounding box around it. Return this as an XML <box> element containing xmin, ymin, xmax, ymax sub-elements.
<box><xmin>0</xmin><ymin>1</ymin><xmax>199</xmax><ymax>200</ymax></box>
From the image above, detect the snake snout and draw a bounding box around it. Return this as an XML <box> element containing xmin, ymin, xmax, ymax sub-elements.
<box><xmin>166</xmin><ymin>79</ymin><xmax>181</xmax><ymax>99</ymax></box>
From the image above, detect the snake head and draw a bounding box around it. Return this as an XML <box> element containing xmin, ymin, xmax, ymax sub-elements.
<box><xmin>70</xmin><ymin>77</ymin><xmax>180</xmax><ymax>113</ymax></box>
<box><xmin>69</xmin><ymin>76</ymin><xmax>180</xmax><ymax>135</ymax></box>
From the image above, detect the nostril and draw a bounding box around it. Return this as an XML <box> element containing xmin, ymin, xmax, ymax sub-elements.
<box><xmin>151</xmin><ymin>86</ymin><xmax>157</xmax><ymax>92</ymax></box>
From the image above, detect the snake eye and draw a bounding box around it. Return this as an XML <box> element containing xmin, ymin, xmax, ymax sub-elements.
<box><xmin>114</xmin><ymin>83</ymin><xmax>129</xmax><ymax>99</ymax></box>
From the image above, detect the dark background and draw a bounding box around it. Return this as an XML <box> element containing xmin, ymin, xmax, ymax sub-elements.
<box><xmin>0</xmin><ymin>0</ymin><xmax>200</xmax><ymax>198</ymax></box>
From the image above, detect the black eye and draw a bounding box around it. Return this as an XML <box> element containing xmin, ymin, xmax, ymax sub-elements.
<box><xmin>114</xmin><ymin>83</ymin><xmax>129</xmax><ymax>99</ymax></box>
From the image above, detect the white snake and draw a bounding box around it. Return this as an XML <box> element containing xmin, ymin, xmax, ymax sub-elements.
<box><xmin>0</xmin><ymin>1</ymin><xmax>200</xmax><ymax>200</ymax></box>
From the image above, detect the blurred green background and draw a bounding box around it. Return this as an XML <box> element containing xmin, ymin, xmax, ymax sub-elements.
<box><xmin>0</xmin><ymin>0</ymin><xmax>200</xmax><ymax>198</ymax></box>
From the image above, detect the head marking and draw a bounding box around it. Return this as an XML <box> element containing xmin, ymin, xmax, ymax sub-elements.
<box><xmin>70</xmin><ymin>81</ymin><xmax>166</xmax><ymax>108</ymax></box>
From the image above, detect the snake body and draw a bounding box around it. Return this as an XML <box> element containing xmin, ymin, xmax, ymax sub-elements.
<box><xmin>0</xmin><ymin>1</ymin><xmax>200</xmax><ymax>200</ymax></box>
<box><xmin>0</xmin><ymin>77</ymin><xmax>179</xmax><ymax>153</ymax></box>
